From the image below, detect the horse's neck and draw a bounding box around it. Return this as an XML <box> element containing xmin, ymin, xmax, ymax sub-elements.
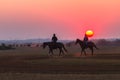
<box><xmin>78</xmin><ymin>40</ymin><xmax>84</xmax><ymax>46</ymax></box>
<box><xmin>78</xmin><ymin>40</ymin><xmax>83</xmax><ymax>43</ymax></box>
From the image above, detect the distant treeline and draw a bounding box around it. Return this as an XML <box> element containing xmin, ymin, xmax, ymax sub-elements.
<box><xmin>0</xmin><ymin>39</ymin><xmax>120</xmax><ymax>49</ymax></box>
<box><xmin>0</xmin><ymin>43</ymin><xmax>15</xmax><ymax>50</ymax></box>
<box><xmin>95</xmin><ymin>39</ymin><xmax>120</xmax><ymax>46</ymax></box>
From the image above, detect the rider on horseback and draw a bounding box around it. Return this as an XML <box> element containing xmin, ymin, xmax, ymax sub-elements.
<box><xmin>52</xmin><ymin>34</ymin><xmax>58</xmax><ymax>43</ymax></box>
<box><xmin>83</xmin><ymin>34</ymin><xmax>89</xmax><ymax>47</ymax></box>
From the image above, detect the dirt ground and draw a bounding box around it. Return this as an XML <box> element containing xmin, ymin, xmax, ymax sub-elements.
<box><xmin>0</xmin><ymin>73</ymin><xmax>120</xmax><ymax>80</ymax></box>
<box><xmin>0</xmin><ymin>47</ymin><xmax>120</xmax><ymax>74</ymax></box>
<box><xmin>0</xmin><ymin>46</ymin><xmax>120</xmax><ymax>80</ymax></box>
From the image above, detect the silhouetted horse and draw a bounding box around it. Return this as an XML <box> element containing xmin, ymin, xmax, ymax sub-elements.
<box><xmin>43</xmin><ymin>42</ymin><xmax>67</xmax><ymax>56</ymax></box>
<box><xmin>75</xmin><ymin>39</ymin><xmax>98</xmax><ymax>56</ymax></box>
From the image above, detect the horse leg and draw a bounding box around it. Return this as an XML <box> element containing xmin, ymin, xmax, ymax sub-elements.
<box><xmin>83</xmin><ymin>50</ymin><xmax>86</xmax><ymax>56</ymax></box>
<box><xmin>81</xmin><ymin>48</ymin><xmax>86</xmax><ymax>56</ymax></box>
<box><xmin>81</xmin><ymin>49</ymin><xmax>84</xmax><ymax>56</ymax></box>
<box><xmin>49</xmin><ymin>49</ymin><xmax>51</xmax><ymax>55</ymax></box>
<box><xmin>90</xmin><ymin>47</ymin><xmax>94</xmax><ymax>55</ymax></box>
<box><xmin>81</xmin><ymin>50</ymin><xmax>83</xmax><ymax>56</ymax></box>
<box><xmin>49</xmin><ymin>49</ymin><xmax>54</xmax><ymax>56</ymax></box>
<box><xmin>59</xmin><ymin>48</ymin><xmax>64</xmax><ymax>56</ymax></box>
<box><xmin>61</xmin><ymin>49</ymin><xmax>64</xmax><ymax>55</ymax></box>
<box><xmin>50</xmin><ymin>49</ymin><xmax>54</xmax><ymax>56</ymax></box>
<box><xmin>59</xmin><ymin>49</ymin><xmax>62</xmax><ymax>56</ymax></box>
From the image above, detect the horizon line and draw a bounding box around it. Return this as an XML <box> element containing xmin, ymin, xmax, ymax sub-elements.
<box><xmin>0</xmin><ymin>37</ymin><xmax>120</xmax><ymax>41</ymax></box>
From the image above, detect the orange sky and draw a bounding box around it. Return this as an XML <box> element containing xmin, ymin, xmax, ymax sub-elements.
<box><xmin>0</xmin><ymin>0</ymin><xmax>120</xmax><ymax>40</ymax></box>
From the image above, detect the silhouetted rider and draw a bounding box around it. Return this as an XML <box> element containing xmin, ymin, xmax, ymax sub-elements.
<box><xmin>83</xmin><ymin>34</ymin><xmax>89</xmax><ymax>46</ymax></box>
<box><xmin>52</xmin><ymin>34</ymin><xmax>58</xmax><ymax>43</ymax></box>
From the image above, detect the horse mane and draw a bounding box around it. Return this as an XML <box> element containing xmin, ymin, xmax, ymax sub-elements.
<box><xmin>77</xmin><ymin>39</ymin><xmax>92</xmax><ymax>43</ymax></box>
<box><xmin>76</xmin><ymin>39</ymin><xmax>82</xmax><ymax>42</ymax></box>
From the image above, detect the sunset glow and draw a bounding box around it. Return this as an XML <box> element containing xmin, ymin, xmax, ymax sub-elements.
<box><xmin>0</xmin><ymin>0</ymin><xmax>120</xmax><ymax>40</ymax></box>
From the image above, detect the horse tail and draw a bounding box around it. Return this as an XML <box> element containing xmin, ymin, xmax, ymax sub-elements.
<box><xmin>62</xmin><ymin>44</ymin><xmax>68</xmax><ymax>53</ymax></box>
<box><xmin>93</xmin><ymin>44</ymin><xmax>99</xmax><ymax>50</ymax></box>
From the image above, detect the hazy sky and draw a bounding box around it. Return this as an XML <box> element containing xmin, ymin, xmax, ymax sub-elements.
<box><xmin>0</xmin><ymin>0</ymin><xmax>120</xmax><ymax>40</ymax></box>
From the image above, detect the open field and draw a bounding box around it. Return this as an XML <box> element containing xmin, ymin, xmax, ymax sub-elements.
<box><xmin>0</xmin><ymin>45</ymin><xmax>120</xmax><ymax>80</ymax></box>
<box><xmin>0</xmin><ymin>73</ymin><xmax>120</xmax><ymax>80</ymax></box>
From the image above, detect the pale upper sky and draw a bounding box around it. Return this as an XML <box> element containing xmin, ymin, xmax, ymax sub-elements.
<box><xmin>0</xmin><ymin>0</ymin><xmax>120</xmax><ymax>40</ymax></box>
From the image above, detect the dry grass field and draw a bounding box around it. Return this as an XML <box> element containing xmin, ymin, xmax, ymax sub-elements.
<box><xmin>0</xmin><ymin>44</ymin><xmax>120</xmax><ymax>80</ymax></box>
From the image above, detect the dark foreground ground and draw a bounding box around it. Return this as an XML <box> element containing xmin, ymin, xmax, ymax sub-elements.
<box><xmin>0</xmin><ymin>45</ymin><xmax>120</xmax><ymax>80</ymax></box>
<box><xmin>0</xmin><ymin>54</ymin><xmax>120</xmax><ymax>74</ymax></box>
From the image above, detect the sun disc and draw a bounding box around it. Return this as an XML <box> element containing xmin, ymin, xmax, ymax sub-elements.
<box><xmin>85</xmin><ymin>30</ymin><xmax>94</xmax><ymax>37</ymax></box>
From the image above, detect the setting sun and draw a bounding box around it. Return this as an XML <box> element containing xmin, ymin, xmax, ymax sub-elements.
<box><xmin>85</xmin><ymin>30</ymin><xmax>94</xmax><ymax>37</ymax></box>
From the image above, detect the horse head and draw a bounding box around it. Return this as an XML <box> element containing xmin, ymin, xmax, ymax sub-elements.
<box><xmin>75</xmin><ymin>39</ymin><xmax>83</xmax><ymax>46</ymax></box>
<box><xmin>75</xmin><ymin>39</ymin><xmax>79</xmax><ymax>45</ymax></box>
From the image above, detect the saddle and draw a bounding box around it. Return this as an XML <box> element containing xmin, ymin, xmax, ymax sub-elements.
<box><xmin>83</xmin><ymin>41</ymin><xmax>89</xmax><ymax>47</ymax></box>
<box><xmin>51</xmin><ymin>42</ymin><xmax>57</xmax><ymax>46</ymax></box>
